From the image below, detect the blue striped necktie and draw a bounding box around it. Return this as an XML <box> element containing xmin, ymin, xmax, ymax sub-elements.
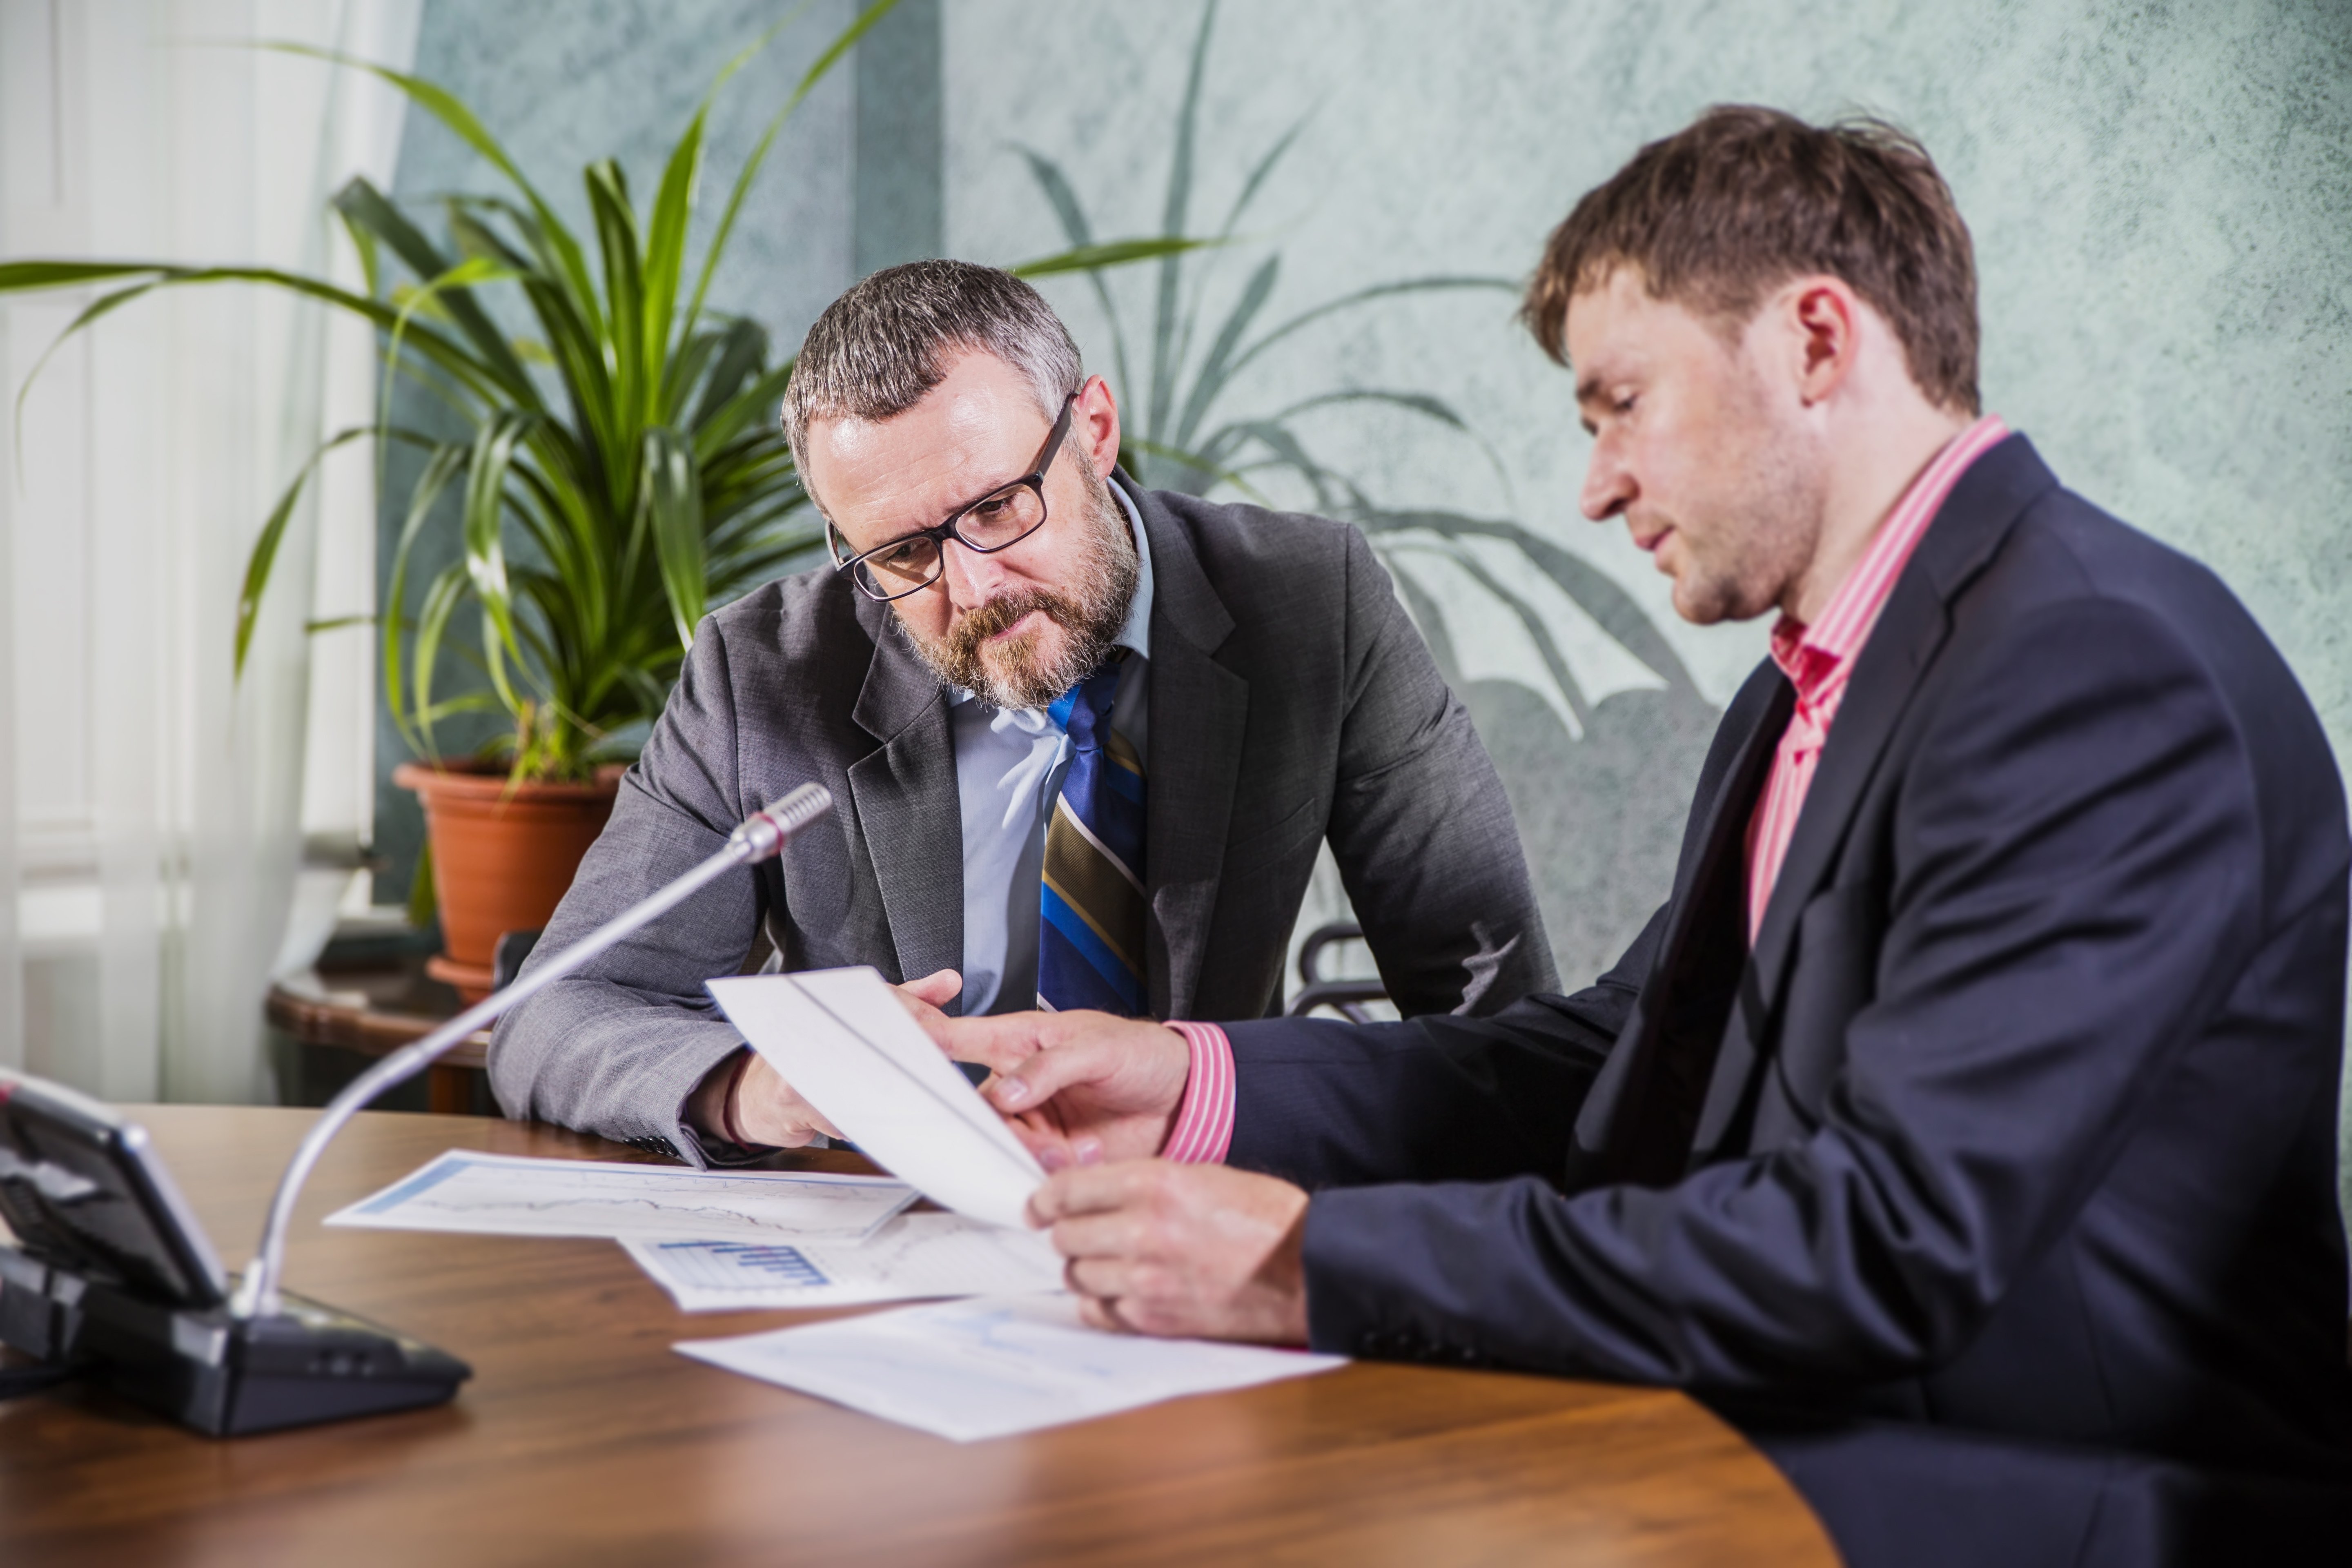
<box><xmin>1037</xmin><ymin>657</ymin><xmax>1147</xmax><ymax>1015</ymax></box>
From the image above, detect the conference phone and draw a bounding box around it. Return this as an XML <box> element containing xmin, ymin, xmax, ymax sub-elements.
<box><xmin>0</xmin><ymin>1068</ymin><xmax>468</xmax><ymax>1435</ymax></box>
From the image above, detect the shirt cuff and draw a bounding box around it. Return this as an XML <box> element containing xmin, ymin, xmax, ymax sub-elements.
<box><xmin>1159</xmin><ymin>1020</ymin><xmax>1235</xmax><ymax>1165</ymax></box>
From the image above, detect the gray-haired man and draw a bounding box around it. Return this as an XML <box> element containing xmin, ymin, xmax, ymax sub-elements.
<box><xmin>489</xmin><ymin>259</ymin><xmax>1555</xmax><ymax>1164</ymax></box>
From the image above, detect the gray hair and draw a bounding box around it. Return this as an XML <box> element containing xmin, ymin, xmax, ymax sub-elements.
<box><xmin>781</xmin><ymin>260</ymin><xmax>1083</xmax><ymax>504</ymax></box>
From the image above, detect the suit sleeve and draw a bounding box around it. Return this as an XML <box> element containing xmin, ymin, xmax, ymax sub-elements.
<box><xmin>486</xmin><ymin>617</ymin><xmax>761</xmax><ymax>1165</ymax></box>
<box><xmin>1224</xmin><ymin>900</ymin><xmax>1661</xmax><ymax>1186</ymax></box>
<box><xmin>1321</xmin><ymin>526</ymin><xmax>1559</xmax><ymax>1015</ymax></box>
<box><xmin>1287</xmin><ymin>601</ymin><xmax>2273</xmax><ymax>1387</ymax></box>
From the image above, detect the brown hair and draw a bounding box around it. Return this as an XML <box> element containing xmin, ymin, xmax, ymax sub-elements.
<box><xmin>1523</xmin><ymin>105</ymin><xmax>1981</xmax><ymax>414</ymax></box>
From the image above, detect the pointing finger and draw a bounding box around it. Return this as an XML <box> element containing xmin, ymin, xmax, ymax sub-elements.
<box><xmin>939</xmin><ymin>1014</ymin><xmax>1049</xmax><ymax>1075</ymax></box>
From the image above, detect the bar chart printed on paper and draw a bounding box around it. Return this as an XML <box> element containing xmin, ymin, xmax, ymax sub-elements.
<box><xmin>326</xmin><ymin>1151</ymin><xmax>917</xmax><ymax>1243</ymax></box>
<box><xmin>626</xmin><ymin>1213</ymin><xmax>1066</xmax><ymax>1310</ymax></box>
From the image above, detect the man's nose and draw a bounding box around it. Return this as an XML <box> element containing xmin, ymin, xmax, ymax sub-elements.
<box><xmin>1580</xmin><ymin>432</ymin><xmax>1635</xmax><ymax>523</ymax></box>
<box><xmin>938</xmin><ymin>535</ymin><xmax>1016</xmax><ymax>608</ymax></box>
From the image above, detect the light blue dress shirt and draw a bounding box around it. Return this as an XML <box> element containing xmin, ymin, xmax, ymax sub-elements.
<box><xmin>946</xmin><ymin>483</ymin><xmax>1154</xmax><ymax>1016</ymax></box>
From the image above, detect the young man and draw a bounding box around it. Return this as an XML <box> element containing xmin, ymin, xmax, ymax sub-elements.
<box><xmin>942</xmin><ymin>110</ymin><xmax>2352</xmax><ymax>1562</ymax></box>
<box><xmin>490</xmin><ymin>261</ymin><xmax>1555</xmax><ymax>1164</ymax></box>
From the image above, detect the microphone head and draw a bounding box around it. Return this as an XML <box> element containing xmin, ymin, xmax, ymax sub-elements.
<box><xmin>731</xmin><ymin>783</ymin><xmax>833</xmax><ymax>862</ymax></box>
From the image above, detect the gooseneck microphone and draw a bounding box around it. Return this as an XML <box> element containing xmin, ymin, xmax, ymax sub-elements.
<box><xmin>230</xmin><ymin>783</ymin><xmax>834</xmax><ymax>1320</ymax></box>
<box><xmin>0</xmin><ymin>785</ymin><xmax>833</xmax><ymax>1435</ymax></box>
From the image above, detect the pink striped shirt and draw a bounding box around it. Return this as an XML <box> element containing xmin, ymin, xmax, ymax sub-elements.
<box><xmin>1160</xmin><ymin>1020</ymin><xmax>1235</xmax><ymax>1163</ymax></box>
<box><xmin>1744</xmin><ymin>415</ymin><xmax>2010</xmax><ymax>937</ymax></box>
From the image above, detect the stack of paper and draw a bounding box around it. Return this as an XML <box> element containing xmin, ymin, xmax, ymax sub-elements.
<box><xmin>337</xmin><ymin>967</ymin><xmax>1082</xmax><ymax>1314</ymax></box>
<box><xmin>706</xmin><ymin>968</ymin><xmax>1046</xmax><ymax>1229</ymax></box>
<box><xmin>677</xmin><ymin>1294</ymin><xmax>1348</xmax><ymax>1441</ymax></box>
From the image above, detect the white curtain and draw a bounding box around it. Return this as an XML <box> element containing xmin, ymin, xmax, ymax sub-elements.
<box><xmin>0</xmin><ymin>0</ymin><xmax>419</xmax><ymax>1102</ymax></box>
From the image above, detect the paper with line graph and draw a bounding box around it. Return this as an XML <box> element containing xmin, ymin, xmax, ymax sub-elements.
<box><xmin>707</xmin><ymin>968</ymin><xmax>1046</xmax><ymax>1229</ymax></box>
<box><xmin>621</xmin><ymin>1212</ymin><xmax>1065</xmax><ymax>1311</ymax></box>
<box><xmin>325</xmin><ymin>1150</ymin><xmax>916</xmax><ymax>1243</ymax></box>
<box><xmin>677</xmin><ymin>1294</ymin><xmax>1346</xmax><ymax>1441</ymax></box>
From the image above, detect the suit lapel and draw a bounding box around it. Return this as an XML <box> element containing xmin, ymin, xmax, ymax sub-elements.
<box><xmin>1127</xmin><ymin>478</ymin><xmax>1244</xmax><ymax>1020</ymax></box>
<box><xmin>1739</xmin><ymin>586</ymin><xmax>1948</xmax><ymax>1015</ymax></box>
<box><xmin>1686</xmin><ymin>434</ymin><xmax>2060</xmax><ymax>1163</ymax></box>
<box><xmin>1569</xmin><ymin>668</ymin><xmax>1790</xmax><ymax>1183</ymax></box>
<box><xmin>844</xmin><ymin>601</ymin><xmax>963</xmax><ymax>989</ymax></box>
<box><xmin>1744</xmin><ymin>434</ymin><xmax>2054</xmax><ymax>1014</ymax></box>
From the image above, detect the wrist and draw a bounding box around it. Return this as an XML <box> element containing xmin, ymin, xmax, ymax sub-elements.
<box><xmin>686</xmin><ymin>1049</ymin><xmax>741</xmax><ymax>1142</ymax></box>
<box><xmin>719</xmin><ymin>1049</ymin><xmax>756</xmax><ymax>1147</ymax></box>
<box><xmin>686</xmin><ymin>1047</ymin><xmax>761</xmax><ymax>1150</ymax></box>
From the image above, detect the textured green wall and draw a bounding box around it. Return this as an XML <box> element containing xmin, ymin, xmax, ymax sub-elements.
<box><xmin>935</xmin><ymin>0</ymin><xmax>2352</xmax><ymax>1207</ymax></box>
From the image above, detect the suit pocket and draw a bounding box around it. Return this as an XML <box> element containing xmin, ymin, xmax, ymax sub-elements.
<box><xmin>1772</xmin><ymin>881</ymin><xmax>1881</xmax><ymax>1120</ymax></box>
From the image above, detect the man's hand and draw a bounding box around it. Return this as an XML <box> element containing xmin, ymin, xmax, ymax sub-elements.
<box><xmin>705</xmin><ymin>969</ymin><xmax>964</xmax><ymax>1148</ymax></box>
<box><xmin>940</xmin><ymin>1010</ymin><xmax>1193</xmax><ymax>1169</ymax></box>
<box><xmin>720</xmin><ymin>1052</ymin><xmax>841</xmax><ymax>1148</ymax></box>
<box><xmin>888</xmin><ymin>966</ymin><xmax>964</xmax><ymax>1033</ymax></box>
<box><xmin>1031</xmin><ymin>1161</ymin><xmax>1311</xmax><ymax>1344</ymax></box>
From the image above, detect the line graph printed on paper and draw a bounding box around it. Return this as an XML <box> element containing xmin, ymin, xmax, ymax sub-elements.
<box><xmin>624</xmin><ymin>1213</ymin><xmax>1065</xmax><ymax>1310</ymax></box>
<box><xmin>675</xmin><ymin>1294</ymin><xmax>1347</xmax><ymax>1441</ymax></box>
<box><xmin>325</xmin><ymin>1150</ymin><xmax>917</xmax><ymax>1243</ymax></box>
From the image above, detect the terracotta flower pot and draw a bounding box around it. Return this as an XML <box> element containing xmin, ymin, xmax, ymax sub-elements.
<box><xmin>394</xmin><ymin>762</ymin><xmax>623</xmax><ymax>1003</ymax></box>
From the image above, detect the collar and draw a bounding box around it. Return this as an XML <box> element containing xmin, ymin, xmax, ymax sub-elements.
<box><xmin>1107</xmin><ymin>477</ymin><xmax>1156</xmax><ymax>662</ymax></box>
<box><xmin>944</xmin><ymin>475</ymin><xmax>1155</xmax><ymax>712</ymax></box>
<box><xmin>1769</xmin><ymin>413</ymin><xmax>2011</xmax><ymax>706</ymax></box>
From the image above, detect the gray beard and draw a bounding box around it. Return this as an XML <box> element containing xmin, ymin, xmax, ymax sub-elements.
<box><xmin>896</xmin><ymin>476</ymin><xmax>1139</xmax><ymax>711</ymax></box>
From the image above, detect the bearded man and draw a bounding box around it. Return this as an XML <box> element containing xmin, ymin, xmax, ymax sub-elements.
<box><xmin>488</xmin><ymin>259</ymin><xmax>1555</xmax><ymax>1164</ymax></box>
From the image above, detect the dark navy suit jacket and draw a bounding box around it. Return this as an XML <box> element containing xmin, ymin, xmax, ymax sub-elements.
<box><xmin>1224</xmin><ymin>437</ymin><xmax>2352</xmax><ymax>1564</ymax></box>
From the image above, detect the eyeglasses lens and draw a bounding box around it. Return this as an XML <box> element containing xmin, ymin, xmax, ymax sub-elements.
<box><xmin>854</xmin><ymin>536</ymin><xmax>943</xmax><ymax>597</ymax></box>
<box><xmin>956</xmin><ymin>482</ymin><xmax>1046</xmax><ymax>549</ymax></box>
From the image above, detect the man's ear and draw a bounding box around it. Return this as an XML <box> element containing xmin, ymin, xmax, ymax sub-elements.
<box><xmin>1074</xmin><ymin>374</ymin><xmax>1123</xmax><ymax>477</ymax></box>
<box><xmin>1786</xmin><ymin>277</ymin><xmax>1863</xmax><ymax>407</ymax></box>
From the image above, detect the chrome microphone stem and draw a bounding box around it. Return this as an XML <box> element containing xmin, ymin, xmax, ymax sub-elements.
<box><xmin>228</xmin><ymin>784</ymin><xmax>832</xmax><ymax>1320</ymax></box>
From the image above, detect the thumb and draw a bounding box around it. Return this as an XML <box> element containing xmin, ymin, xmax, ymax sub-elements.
<box><xmin>902</xmin><ymin>968</ymin><xmax>963</xmax><ymax>1007</ymax></box>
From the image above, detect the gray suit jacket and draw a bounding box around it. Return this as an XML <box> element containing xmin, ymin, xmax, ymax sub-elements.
<box><xmin>488</xmin><ymin>474</ymin><xmax>1555</xmax><ymax>1160</ymax></box>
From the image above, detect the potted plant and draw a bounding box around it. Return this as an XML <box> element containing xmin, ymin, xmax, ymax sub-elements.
<box><xmin>3</xmin><ymin>4</ymin><xmax>1198</xmax><ymax>1001</ymax></box>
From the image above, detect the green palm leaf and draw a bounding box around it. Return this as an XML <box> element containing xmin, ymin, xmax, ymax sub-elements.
<box><xmin>235</xmin><ymin>423</ymin><xmax>436</xmax><ymax>677</ymax></box>
<box><xmin>1013</xmin><ymin>238</ymin><xmax>1216</xmax><ymax>277</ymax></box>
<box><xmin>682</xmin><ymin>0</ymin><xmax>906</xmax><ymax>338</ymax></box>
<box><xmin>642</xmin><ymin>427</ymin><xmax>708</xmax><ymax>649</ymax></box>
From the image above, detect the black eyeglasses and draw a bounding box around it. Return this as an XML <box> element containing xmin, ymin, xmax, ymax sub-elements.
<box><xmin>827</xmin><ymin>392</ymin><xmax>1080</xmax><ymax>602</ymax></box>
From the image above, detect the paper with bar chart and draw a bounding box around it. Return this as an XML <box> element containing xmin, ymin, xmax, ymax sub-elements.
<box><xmin>676</xmin><ymin>1294</ymin><xmax>1347</xmax><ymax>1441</ymax></box>
<box><xmin>622</xmin><ymin>1212</ymin><xmax>1066</xmax><ymax>1311</ymax></box>
<box><xmin>325</xmin><ymin>1150</ymin><xmax>917</xmax><ymax>1243</ymax></box>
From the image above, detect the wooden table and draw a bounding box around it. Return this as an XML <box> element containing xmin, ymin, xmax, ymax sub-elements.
<box><xmin>0</xmin><ymin>1108</ymin><xmax>1835</xmax><ymax>1566</ymax></box>
<box><xmin>267</xmin><ymin>953</ymin><xmax>492</xmax><ymax>1114</ymax></box>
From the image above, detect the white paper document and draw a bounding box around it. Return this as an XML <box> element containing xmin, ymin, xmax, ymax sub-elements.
<box><xmin>675</xmin><ymin>1294</ymin><xmax>1348</xmax><ymax>1442</ymax></box>
<box><xmin>706</xmin><ymin>968</ymin><xmax>1045</xmax><ymax>1229</ymax></box>
<box><xmin>622</xmin><ymin>1212</ymin><xmax>1066</xmax><ymax>1311</ymax></box>
<box><xmin>326</xmin><ymin>1149</ymin><xmax>916</xmax><ymax>1243</ymax></box>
